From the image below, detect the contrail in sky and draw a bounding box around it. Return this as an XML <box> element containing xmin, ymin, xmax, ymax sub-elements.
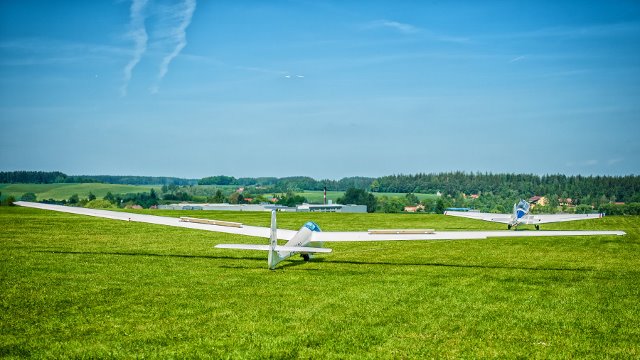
<box><xmin>121</xmin><ymin>0</ymin><xmax>149</xmax><ymax>97</ymax></box>
<box><xmin>151</xmin><ymin>0</ymin><xmax>196</xmax><ymax>94</ymax></box>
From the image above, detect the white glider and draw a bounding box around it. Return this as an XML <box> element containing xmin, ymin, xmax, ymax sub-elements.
<box><xmin>15</xmin><ymin>201</ymin><xmax>625</xmax><ymax>269</ymax></box>
<box><xmin>446</xmin><ymin>199</ymin><xmax>605</xmax><ymax>230</ymax></box>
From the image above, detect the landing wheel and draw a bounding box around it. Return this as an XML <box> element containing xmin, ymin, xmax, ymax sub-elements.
<box><xmin>302</xmin><ymin>254</ymin><xmax>310</xmax><ymax>261</ymax></box>
<box><xmin>507</xmin><ymin>224</ymin><xmax>512</xmax><ymax>230</ymax></box>
<box><xmin>535</xmin><ymin>225</ymin><xmax>540</xmax><ymax>230</ymax></box>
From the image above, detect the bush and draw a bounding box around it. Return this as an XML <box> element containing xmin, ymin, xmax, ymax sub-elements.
<box><xmin>575</xmin><ymin>204</ymin><xmax>593</xmax><ymax>214</ymax></box>
<box><xmin>599</xmin><ymin>203</ymin><xmax>625</xmax><ymax>215</ymax></box>
<box><xmin>597</xmin><ymin>203</ymin><xmax>640</xmax><ymax>215</ymax></box>
<box><xmin>338</xmin><ymin>188</ymin><xmax>377</xmax><ymax>213</ymax></box>
<box><xmin>20</xmin><ymin>192</ymin><xmax>37</xmax><ymax>202</ymax></box>
<box><xmin>627</xmin><ymin>203</ymin><xmax>640</xmax><ymax>215</ymax></box>
<box><xmin>1</xmin><ymin>196</ymin><xmax>16</xmax><ymax>206</ymax></box>
<box><xmin>85</xmin><ymin>199</ymin><xmax>116</xmax><ymax>209</ymax></box>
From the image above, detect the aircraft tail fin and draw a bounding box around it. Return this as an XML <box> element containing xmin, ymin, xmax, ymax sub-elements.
<box><xmin>268</xmin><ymin>210</ymin><xmax>279</xmax><ymax>269</ymax></box>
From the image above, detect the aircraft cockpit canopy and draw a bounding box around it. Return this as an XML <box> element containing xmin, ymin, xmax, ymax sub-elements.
<box><xmin>516</xmin><ymin>199</ymin><xmax>530</xmax><ymax>213</ymax></box>
<box><xmin>304</xmin><ymin>221</ymin><xmax>322</xmax><ymax>232</ymax></box>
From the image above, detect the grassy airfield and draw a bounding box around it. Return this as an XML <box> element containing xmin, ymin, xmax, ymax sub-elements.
<box><xmin>1</xmin><ymin>207</ymin><xmax>639</xmax><ymax>358</ymax></box>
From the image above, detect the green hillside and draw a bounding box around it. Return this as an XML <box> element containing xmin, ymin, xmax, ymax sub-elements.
<box><xmin>1</xmin><ymin>206</ymin><xmax>638</xmax><ymax>358</ymax></box>
<box><xmin>0</xmin><ymin>183</ymin><xmax>160</xmax><ymax>201</ymax></box>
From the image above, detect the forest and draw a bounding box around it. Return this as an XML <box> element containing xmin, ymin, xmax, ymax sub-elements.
<box><xmin>199</xmin><ymin>175</ymin><xmax>375</xmax><ymax>192</ymax></box>
<box><xmin>371</xmin><ymin>172</ymin><xmax>640</xmax><ymax>203</ymax></box>
<box><xmin>0</xmin><ymin>171</ymin><xmax>196</xmax><ymax>186</ymax></box>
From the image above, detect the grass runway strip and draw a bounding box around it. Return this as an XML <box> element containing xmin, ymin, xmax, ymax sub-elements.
<box><xmin>1</xmin><ymin>207</ymin><xmax>639</xmax><ymax>358</ymax></box>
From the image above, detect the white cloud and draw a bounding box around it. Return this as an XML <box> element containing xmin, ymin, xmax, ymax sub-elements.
<box><xmin>361</xmin><ymin>19</ymin><xmax>468</xmax><ymax>43</ymax></box>
<box><xmin>368</xmin><ymin>19</ymin><xmax>420</xmax><ymax>34</ymax></box>
<box><xmin>151</xmin><ymin>0</ymin><xmax>197</xmax><ymax>94</ymax></box>
<box><xmin>121</xmin><ymin>0</ymin><xmax>149</xmax><ymax>97</ymax></box>
<box><xmin>0</xmin><ymin>38</ymin><xmax>128</xmax><ymax>66</ymax></box>
<box><xmin>566</xmin><ymin>159</ymin><xmax>601</xmax><ymax>168</ymax></box>
<box><xmin>482</xmin><ymin>22</ymin><xmax>640</xmax><ymax>40</ymax></box>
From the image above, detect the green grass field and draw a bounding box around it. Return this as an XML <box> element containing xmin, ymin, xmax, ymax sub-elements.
<box><xmin>1</xmin><ymin>206</ymin><xmax>639</xmax><ymax>358</ymax></box>
<box><xmin>0</xmin><ymin>183</ymin><xmax>160</xmax><ymax>201</ymax></box>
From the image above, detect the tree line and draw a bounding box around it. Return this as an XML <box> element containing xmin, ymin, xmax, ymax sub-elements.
<box><xmin>0</xmin><ymin>171</ymin><xmax>68</xmax><ymax>184</ymax></box>
<box><xmin>199</xmin><ymin>175</ymin><xmax>375</xmax><ymax>192</ymax></box>
<box><xmin>0</xmin><ymin>171</ymin><xmax>196</xmax><ymax>185</ymax></box>
<box><xmin>371</xmin><ymin>172</ymin><xmax>640</xmax><ymax>203</ymax></box>
<box><xmin>35</xmin><ymin>190</ymin><xmax>160</xmax><ymax>209</ymax></box>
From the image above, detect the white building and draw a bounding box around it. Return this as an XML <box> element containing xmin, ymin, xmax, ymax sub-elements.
<box><xmin>296</xmin><ymin>204</ymin><xmax>367</xmax><ymax>213</ymax></box>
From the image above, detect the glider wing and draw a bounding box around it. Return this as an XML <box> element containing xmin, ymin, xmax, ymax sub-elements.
<box><xmin>520</xmin><ymin>213</ymin><xmax>604</xmax><ymax>225</ymax></box>
<box><xmin>444</xmin><ymin>210</ymin><xmax>512</xmax><ymax>224</ymax></box>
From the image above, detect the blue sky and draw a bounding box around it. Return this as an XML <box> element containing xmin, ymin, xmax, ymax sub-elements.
<box><xmin>1</xmin><ymin>0</ymin><xmax>639</xmax><ymax>179</ymax></box>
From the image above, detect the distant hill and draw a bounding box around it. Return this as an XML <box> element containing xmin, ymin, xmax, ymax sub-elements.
<box><xmin>0</xmin><ymin>183</ymin><xmax>160</xmax><ymax>201</ymax></box>
<box><xmin>0</xmin><ymin>171</ymin><xmax>197</xmax><ymax>186</ymax></box>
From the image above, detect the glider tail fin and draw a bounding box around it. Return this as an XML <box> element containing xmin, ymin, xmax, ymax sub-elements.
<box><xmin>267</xmin><ymin>210</ymin><xmax>281</xmax><ymax>270</ymax></box>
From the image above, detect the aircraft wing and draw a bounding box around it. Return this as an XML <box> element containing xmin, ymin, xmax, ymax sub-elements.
<box><xmin>14</xmin><ymin>201</ymin><xmax>299</xmax><ymax>241</ymax></box>
<box><xmin>15</xmin><ymin>202</ymin><xmax>624</xmax><ymax>244</ymax></box>
<box><xmin>444</xmin><ymin>210</ymin><xmax>512</xmax><ymax>224</ymax></box>
<box><xmin>520</xmin><ymin>213</ymin><xmax>604</xmax><ymax>225</ymax></box>
<box><xmin>214</xmin><ymin>244</ymin><xmax>332</xmax><ymax>253</ymax></box>
<box><xmin>310</xmin><ymin>229</ymin><xmax>625</xmax><ymax>242</ymax></box>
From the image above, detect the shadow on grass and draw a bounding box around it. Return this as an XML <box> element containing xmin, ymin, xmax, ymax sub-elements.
<box><xmin>33</xmin><ymin>250</ymin><xmax>595</xmax><ymax>272</ymax></box>
<box><xmin>34</xmin><ymin>250</ymin><xmax>313</xmax><ymax>270</ymax></box>
<box><xmin>217</xmin><ymin>261</ymin><xmax>320</xmax><ymax>270</ymax></box>
<box><xmin>33</xmin><ymin>250</ymin><xmax>265</xmax><ymax>262</ymax></box>
<box><xmin>311</xmin><ymin>257</ymin><xmax>595</xmax><ymax>272</ymax></box>
<box><xmin>278</xmin><ymin>260</ymin><xmax>321</xmax><ymax>270</ymax></box>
